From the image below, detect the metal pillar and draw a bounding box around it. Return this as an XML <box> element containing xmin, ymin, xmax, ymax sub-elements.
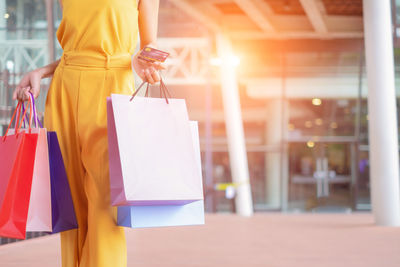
<box><xmin>363</xmin><ymin>0</ymin><xmax>400</xmax><ymax>226</ymax></box>
<box><xmin>216</xmin><ymin>34</ymin><xmax>253</xmax><ymax>216</ymax></box>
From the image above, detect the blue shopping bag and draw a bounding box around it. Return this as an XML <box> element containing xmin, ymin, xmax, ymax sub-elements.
<box><xmin>117</xmin><ymin>200</ymin><xmax>205</xmax><ymax>228</ymax></box>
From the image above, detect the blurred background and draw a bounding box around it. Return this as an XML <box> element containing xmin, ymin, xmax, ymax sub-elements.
<box><xmin>2</xmin><ymin>0</ymin><xmax>400</xmax><ymax>217</ymax></box>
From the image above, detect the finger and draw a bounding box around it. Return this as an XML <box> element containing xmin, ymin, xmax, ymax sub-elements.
<box><xmin>149</xmin><ymin>67</ymin><xmax>160</xmax><ymax>83</ymax></box>
<box><xmin>137</xmin><ymin>58</ymin><xmax>155</xmax><ymax>69</ymax></box>
<box><xmin>139</xmin><ymin>70</ymin><xmax>146</xmax><ymax>81</ymax></box>
<box><xmin>17</xmin><ymin>89</ymin><xmax>24</xmax><ymax>102</ymax></box>
<box><xmin>32</xmin><ymin>89</ymin><xmax>40</xmax><ymax>99</ymax></box>
<box><xmin>152</xmin><ymin>62</ymin><xmax>166</xmax><ymax>70</ymax></box>
<box><xmin>138</xmin><ymin>58</ymin><xmax>150</xmax><ymax>65</ymax></box>
<box><xmin>144</xmin><ymin>69</ymin><xmax>155</xmax><ymax>84</ymax></box>
<box><xmin>13</xmin><ymin>84</ymin><xmax>23</xmax><ymax>100</ymax></box>
<box><xmin>12</xmin><ymin>89</ymin><xmax>18</xmax><ymax>100</ymax></box>
<box><xmin>17</xmin><ymin>91</ymin><xmax>24</xmax><ymax>102</ymax></box>
<box><xmin>18</xmin><ymin>87</ymin><xmax>30</xmax><ymax>102</ymax></box>
<box><xmin>17</xmin><ymin>90</ymin><xmax>25</xmax><ymax>102</ymax></box>
<box><xmin>24</xmin><ymin>90</ymin><xmax>30</xmax><ymax>101</ymax></box>
<box><xmin>29</xmin><ymin>86</ymin><xmax>40</xmax><ymax>99</ymax></box>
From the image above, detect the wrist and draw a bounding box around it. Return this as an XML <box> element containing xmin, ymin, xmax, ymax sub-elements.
<box><xmin>34</xmin><ymin>68</ymin><xmax>46</xmax><ymax>78</ymax></box>
<box><xmin>141</xmin><ymin>41</ymin><xmax>157</xmax><ymax>50</ymax></box>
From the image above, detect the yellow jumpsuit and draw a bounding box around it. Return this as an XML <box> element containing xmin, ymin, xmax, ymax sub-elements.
<box><xmin>44</xmin><ymin>1</ymin><xmax>138</xmax><ymax>266</ymax></box>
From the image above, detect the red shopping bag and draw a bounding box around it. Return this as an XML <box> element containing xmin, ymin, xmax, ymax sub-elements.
<box><xmin>0</xmin><ymin>102</ymin><xmax>38</xmax><ymax>239</ymax></box>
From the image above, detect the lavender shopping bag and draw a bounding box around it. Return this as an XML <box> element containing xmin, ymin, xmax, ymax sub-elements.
<box><xmin>47</xmin><ymin>132</ymin><xmax>78</xmax><ymax>233</ymax></box>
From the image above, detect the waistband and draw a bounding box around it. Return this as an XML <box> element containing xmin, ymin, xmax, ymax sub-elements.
<box><xmin>60</xmin><ymin>51</ymin><xmax>132</xmax><ymax>69</ymax></box>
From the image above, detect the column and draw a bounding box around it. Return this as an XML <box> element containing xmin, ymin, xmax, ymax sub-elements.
<box><xmin>281</xmin><ymin>98</ymin><xmax>289</xmax><ymax>211</ymax></box>
<box><xmin>363</xmin><ymin>0</ymin><xmax>400</xmax><ymax>226</ymax></box>
<box><xmin>265</xmin><ymin>99</ymin><xmax>281</xmax><ymax>208</ymax></box>
<box><xmin>216</xmin><ymin>34</ymin><xmax>253</xmax><ymax>216</ymax></box>
<box><xmin>45</xmin><ymin>0</ymin><xmax>55</xmax><ymax>63</ymax></box>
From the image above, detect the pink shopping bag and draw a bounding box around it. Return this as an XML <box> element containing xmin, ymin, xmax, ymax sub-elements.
<box><xmin>26</xmin><ymin>128</ymin><xmax>52</xmax><ymax>231</ymax></box>
<box><xmin>10</xmin><ymin>97</ymin><xmax>52</xmax><ymax>232</ymax></box>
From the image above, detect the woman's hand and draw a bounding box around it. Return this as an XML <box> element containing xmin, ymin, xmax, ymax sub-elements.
<box><xmin>12</xmin><ymin>69</ymin><xmax>44</xmax><ymax>102</ymax></box>
<box><xmin>132</xmin><ymin>46</ymin><xmax>166</xmax><ymax>85</ymax></box>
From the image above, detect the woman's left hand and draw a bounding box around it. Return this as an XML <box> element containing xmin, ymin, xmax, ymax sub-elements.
<box><xmin>132</xmin><ymin>46</ymin><xmax>166</xmax><ymax>85</ymax></box>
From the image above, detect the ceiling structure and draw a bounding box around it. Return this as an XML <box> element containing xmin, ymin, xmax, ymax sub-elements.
<box><xmin>168</xmin><ymin>0</ymin><xmax>364</xmax><ymax>39</ymax></box>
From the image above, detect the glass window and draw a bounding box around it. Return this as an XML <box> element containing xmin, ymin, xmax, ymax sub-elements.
<box><xmin>288</xmin><ymin>99</ymin><xmax>357</xmax><ymax>137</ymax></box>
<box><xmin>3</xmin><ymin>0</ymin><xmax>47</xmax><ymax>40</ymax></box>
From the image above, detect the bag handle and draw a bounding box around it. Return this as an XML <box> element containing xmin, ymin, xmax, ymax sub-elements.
<box><xmin>129</xmin><ymin>77</ymin><xmax>170</xmax><ymax>104</ymax></box>
<box><xmin>1</xmin><ymin>100</ymin><xmax>33</xmax><ymax>142</ymax></box>
<box><xmin>15</xmin><ymin>93</ymin><xmax>34</xmax><ymax>131</ymax></box>
<box><xmin>17</xmin><ymin>100</ymin><xmax>33</xmax><ymax>134</ymax></box>
<box><xmin>21</xmin><ymin>93</ymin><xmax>41</xmax><ymax>129</ymax></box>
<box><xmin>130</xmin><ymin>54</ymin><xmax>170</xmax><ymax>104</ymax></box>
<box><xmin>3</xmin><ymin>103</ymin><xmax>21</xmax><ymax>142</ymax></box>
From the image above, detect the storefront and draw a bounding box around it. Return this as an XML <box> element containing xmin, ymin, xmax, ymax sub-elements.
<box><xmin>1</xmin><ymin>0</ymin><xmax>400</xmax><ymax>214</ymax></box>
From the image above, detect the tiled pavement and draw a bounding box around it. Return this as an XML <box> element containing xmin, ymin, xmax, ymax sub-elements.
<box><xmin>0</xmin><ymin>213</ymin><xmax>399</xmax><ymax>267</ymax></box>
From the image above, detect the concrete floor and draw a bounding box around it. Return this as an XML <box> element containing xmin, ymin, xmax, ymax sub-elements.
<box><xmin>0</xmin><ymin>213</ymin><xmax>399</xmax><ymax>267</ymax></box>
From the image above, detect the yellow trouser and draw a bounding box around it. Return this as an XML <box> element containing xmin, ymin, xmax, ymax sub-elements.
<box><xmin>44</xmin><ymin>51</ymin><xmax>135</xmax><ymax>267</ymax></box>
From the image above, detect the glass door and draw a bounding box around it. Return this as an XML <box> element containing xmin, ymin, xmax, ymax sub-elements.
<box><xmin>288</xmin><ymin>141</ymin><xmax>355</xmax><ymax>212</ymax></box>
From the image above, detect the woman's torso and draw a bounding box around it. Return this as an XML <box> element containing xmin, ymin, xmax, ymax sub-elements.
<box><xmin>57</xmin><ymin>0</ymin><xmax>139</xmax><ymax>55</ymax></box>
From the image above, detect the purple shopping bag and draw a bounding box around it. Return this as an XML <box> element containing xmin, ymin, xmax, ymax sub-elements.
<box><xmin>47</xmin><ymin>131</ymin><xmax>78</xmax><ymax>233</ymax></box>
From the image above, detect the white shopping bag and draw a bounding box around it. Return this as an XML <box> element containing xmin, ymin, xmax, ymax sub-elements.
<box><xmin>116</xmin><ymin>121</ymin><xmax>205</xmax><ymax>228</ymax></box>
<box><xmin>107</xmin><ymin>94</ymin><xmax>204</xmax><ymax>206</ymax></box>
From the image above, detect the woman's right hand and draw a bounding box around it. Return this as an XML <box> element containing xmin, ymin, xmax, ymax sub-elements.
<box><xmin>12</xmin><ymin>69</ymin><xmax>43</xmax><ymax>102</ymax></box>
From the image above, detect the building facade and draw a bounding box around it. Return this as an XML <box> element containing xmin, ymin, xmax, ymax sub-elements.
<box><xmin>1</xmin><ymin>0</ymin><xmax>400</xmax><ymax>214</ymax></box>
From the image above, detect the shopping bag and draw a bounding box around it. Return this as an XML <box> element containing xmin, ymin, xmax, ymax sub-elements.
<box><xmin>22</xmin><ymin>94</ymin><xmax>77</xmax><ymax>233</ymax></box>
<box><xmin>107</xmin><ymin>93</ymin><xmax>203</xmax><ymax>206</ymax></box>
<box><xmin>47</xmin><ymin>131</ymin><xmax>78</xmax><ymax>233</ymax></box>
<box><xmin>7</xmin><ymin>127</ymin><xmax>52</xmax><ymax>232</ymax></box>
<box><xmin>117</xmin><ymin>200</ymin><xmax>205</xmax><ymax>228</ymax></box>
<box><xmin>17</xmin><ymin>96</ymin><xmax>52</xmax><ymax>232</ymax></box>
<box><xmin>15</xmin><ymin>98</ymin><xmax>52</xmax><ymax>232</ymax></box>
<box><xmin>117</xmin><ymin>121</ymin><xmax>205</xmax><ymax>228</ymax></box>
<box><xmin>0</xmin><ymin>131</ymin><xmax>23</xmax><ymax>209</ymax></box>
<box><xmin>0</xmin><ymin>102</ymin><xmax>38</xmax><ymax>239</ymax></box>
<box><xmin>26</xmin><ymin>128</ymin><xmax>52</xmax><ymax>231</ymax></box>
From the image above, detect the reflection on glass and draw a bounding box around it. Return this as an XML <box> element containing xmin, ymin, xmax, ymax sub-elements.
<box><xmin>289</xmin><ymin>99</ymin><xmax>357</xmax><ymax>137</ymax></box>
<box><xmin>356</xmin><ymin>150</ymin><xmax>370</xmax><ymax>209</ymax></box>
<box><xmin>3</xmin><ymin>0</ymin><xmax>47</xmax><ymax>40</ymax></box>
<box><xmin>208</xmin><ymin>151</ymin><xmax>280</xmax><ymax>213</ymax></box>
